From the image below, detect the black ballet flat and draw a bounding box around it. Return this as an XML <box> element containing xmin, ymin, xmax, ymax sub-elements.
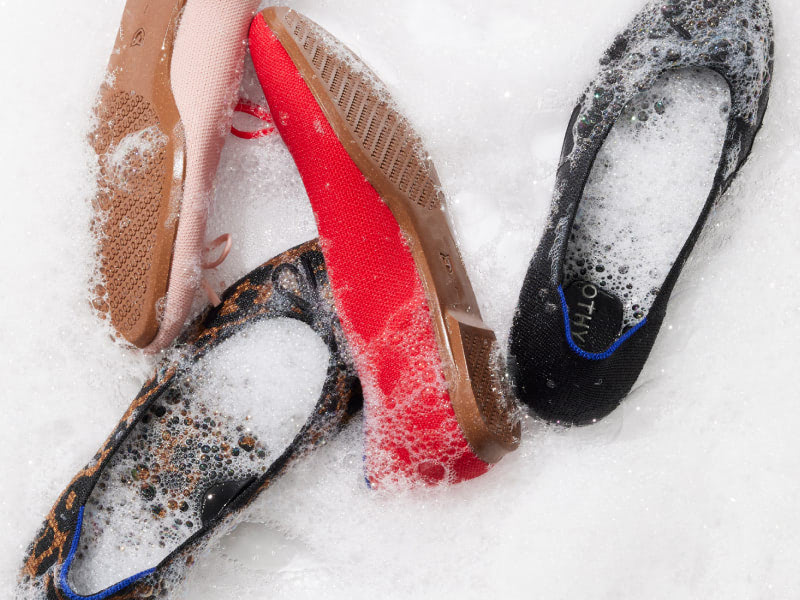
<box><xmin>509</xmin><ymin>0</ymin><xmax>774</xmax><ymax>425</ymax></box>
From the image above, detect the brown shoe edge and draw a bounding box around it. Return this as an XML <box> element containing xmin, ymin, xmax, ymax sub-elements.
<box><xmin>91</xmin><ymin>0</ymin><xmax>188</xmax><ymax>348</ymax></box>
<box><xmin>262</xmin><ymin>7</ymin><xmax>521</xmax><ymax>463</ymax></box>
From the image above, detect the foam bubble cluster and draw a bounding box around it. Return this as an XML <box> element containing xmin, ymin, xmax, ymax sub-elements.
<box><xmin>68</xmin><ymin>319</ymin><xmax>330</xmax><ymax>594</ymax></box>
<box><xmin>5</xmin><ymin>1</ymin><xmax>797</xmax><ymax>599</ymax></box>
<box><xmin>100</xmin><ymin>126</ymin><xmax>169</xmax><ymax>194</ymax></box>
<box><xmin>564</xmin><ymin>68</ymin><xmax>729</xmax><ymax>327</ymax></box>
<box><xmin>352</xmin><ymin>288</ymin><xmax>487</xmax><ymax>488</ymax></box>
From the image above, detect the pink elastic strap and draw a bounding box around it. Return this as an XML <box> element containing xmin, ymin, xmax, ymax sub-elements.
<box><xmin>200</xmin><ymin>279</ymin><xmax>223</xmax><ymax>308</ymax></box>
<box><xmin>200</xmin><ymin>233</ymin><xmax>232</xmax><ymax>307</ymax></box>
<box><xmin>202</xmin><ymin>233</ymin><xmax>232</xmax><ymax>269</ymax></box>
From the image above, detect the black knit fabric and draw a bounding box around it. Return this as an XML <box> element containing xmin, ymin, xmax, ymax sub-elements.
<box><xmin>509</xmin><ymin>0</ymin><xmax>774</xmax><ymax>425</ymax></box>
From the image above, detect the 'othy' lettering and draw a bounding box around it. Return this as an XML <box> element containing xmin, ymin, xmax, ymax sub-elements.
<box><xmin>571</xmin><ymin>284</ymin><xmax>597</xmax><ymax>345</ymax></box>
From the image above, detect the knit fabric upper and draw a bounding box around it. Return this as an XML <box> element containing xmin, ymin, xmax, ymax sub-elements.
<box><xmin>145</xmin><ymin>0</ymin><xmax>262</xmax><ymax>353</ymax></box>
<box><xmin>249</xmin><ymin>14</ymin><xmax>488</xmax><ymax>486</ymax></box>
<box><xmin>19</xmin><ymin>241</ymin><xmax>361</xmax><ymax>600</ymax></box>
<box><xmin>509</xmin><ymin>0</ymin><xmax>774</xmax><ymax>424</ymax></box>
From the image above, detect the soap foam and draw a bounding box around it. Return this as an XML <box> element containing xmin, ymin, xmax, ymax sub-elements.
<box><xmin>99</xmin><ymin>126</ymin><xmax>169</xmax><ymax>195</ymax></box>
<box><xmin>68</xmin><ymin>318</ymin><xmax>330</xmax><ymax>594</ymax></box>
<box><xmin>564</xmin><ymin>68</ymin><xmax>730</xmax><ymax>327</ymax></box>
<box><xmin>4</xmin><ymin>1</ymin><xmax>799</xmax><ymax>599</ymax></box>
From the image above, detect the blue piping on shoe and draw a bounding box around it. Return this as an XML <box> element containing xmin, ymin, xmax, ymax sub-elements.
<box><xmin>59</xmin><ymin>506</ymin><xmax>157</xmax><ymax>600</ymax></box>
<box><xmin>363</xmin><ymin>454</ymin><xmax>372</xmax><ymax>489</ymax></box>
<box><xmin>558</xmin><ymin>286</ymin><xmax>647</xmax><ymax>361</ymax></box>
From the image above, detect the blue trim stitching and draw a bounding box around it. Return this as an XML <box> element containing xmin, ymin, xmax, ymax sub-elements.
<box><xmin>59</xmin><ymin>506</ymin><xmax>157</xmax><ymax>600</ymax></box>
<box><xmin>558</xmin><ymin>286</ymin><xmax>646</xmax><ymax>361</ymax></box>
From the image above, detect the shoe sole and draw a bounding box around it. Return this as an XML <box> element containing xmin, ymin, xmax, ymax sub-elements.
<box><xmin>262</xmin><ymin>7</ymin><xmax>520</xmax><ymax>463</ymax></box>
<box><xmin>91</xmin><ymin>0</ymin><xmax>188</xmax><ymax>348</ymax></box>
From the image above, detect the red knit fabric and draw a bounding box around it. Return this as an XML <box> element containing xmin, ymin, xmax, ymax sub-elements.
<box><xmin>249</xmin><ymin>15</ymin><xmax>488</xmax><ymax>487</ymax></box>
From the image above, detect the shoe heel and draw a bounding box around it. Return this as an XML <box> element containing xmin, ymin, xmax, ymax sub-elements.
<box><xmin>445</xmin><ymin>310</ymin><xmax>521</xmax><ymax>464</ymax></box>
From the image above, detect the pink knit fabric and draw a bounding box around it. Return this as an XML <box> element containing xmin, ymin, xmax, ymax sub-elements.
<box><xmin>143</xmin><ymin>0</ymin><xmax>261</xmax><ymax>353</ymax></box>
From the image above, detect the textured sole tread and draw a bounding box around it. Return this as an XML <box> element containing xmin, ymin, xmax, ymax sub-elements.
<box><xmin>91</xmin><ymin>0</ymin><xmax>187</xmax><ymax>347</ymax></box>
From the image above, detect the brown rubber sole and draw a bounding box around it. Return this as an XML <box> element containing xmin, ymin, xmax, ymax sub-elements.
<box><xmin>91</xmin><ymin>0</ymin><xmax>187</xmax><ymax>348</ymax></box>
<box><xmin>263</xmin><ymin>7</ymin><xmax>521</xmax><ymax>463</ymax></box>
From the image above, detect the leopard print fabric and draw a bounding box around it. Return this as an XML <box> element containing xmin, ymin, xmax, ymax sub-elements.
<box><xmin>18</xmin><ymin>239</ymin><xmax>362</xmax><ymax>600</ymax></box>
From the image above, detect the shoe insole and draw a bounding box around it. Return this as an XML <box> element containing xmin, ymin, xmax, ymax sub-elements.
<box><xmin>67</xmin><ymin>318</ymin><xmax>330</xmax><ymax>595</ymax></box>
<box><xmin>563</xmin><ymin>67</ymin><xmax>730</xmax><ymax>352</ymax></box>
